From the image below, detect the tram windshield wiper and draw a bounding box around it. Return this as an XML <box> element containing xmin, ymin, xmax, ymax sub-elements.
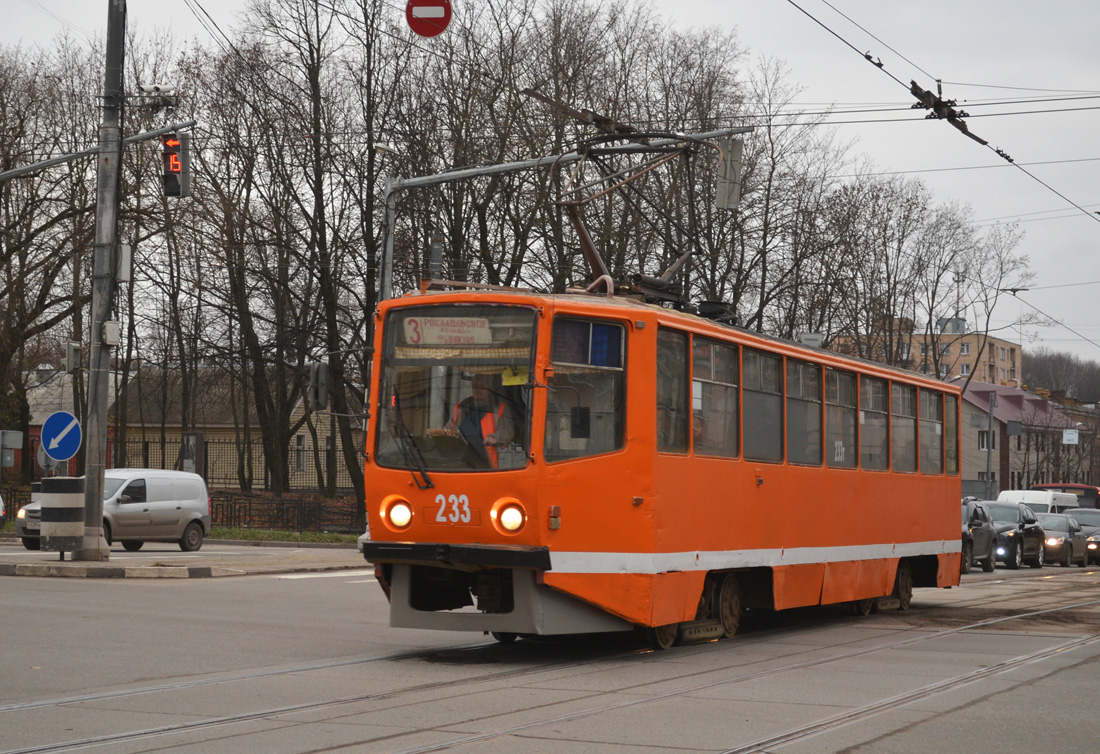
<box><xmin>391</xmin><ymin>402</ymin><xmax>433</xmax><ymax>490</ymax></box>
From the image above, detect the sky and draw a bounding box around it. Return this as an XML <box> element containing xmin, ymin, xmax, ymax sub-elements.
<box><xmin>5</xmin><ymin>0</ymin><xmax>1100</xmax><ymax>364</ymax></box>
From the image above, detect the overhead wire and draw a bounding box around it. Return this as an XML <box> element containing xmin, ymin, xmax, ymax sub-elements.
<box><xmin>1004</xmin><ymin>292</ymin><xmax>1100</xmax><ymax>353</ymax></box>
<box><xmin>784</xmin><ymin>0</ymin><xmax>1100</xmax><ymax>228</ymax></box>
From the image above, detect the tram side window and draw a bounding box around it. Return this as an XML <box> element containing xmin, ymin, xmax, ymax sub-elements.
<box><xmin>743</xmin><ymin>349</ymin><xmax>783</xmax><ymax>462</ymax></box>
<box><xmin>657</xmin><ymin>329</ymin><xmax>690</xmax><ymax>453</ymax></box>
<box><xmin>786</xmin><ymin>359</ymin><xmax>822</xmax><ymax>465</ymax></box>
<box><xmin>692</xmin><ymin>337</ymin><xmax>739</xmax><ymax>457</ymax></box>
<box><xmin>919</xmin><ymin>390</ymin><xmax>944</xmax><ymax>474</ymax></box>
<box><xmin>860</xmin><ymin>376</ymin><xmax>888</xmax><ymax>470</ymax></box>
<box><xmin>945</xmin><ymin>394</ymin><xmax>959</xmax><ymax>475</ymax></box>
<box><xmin>892</xmin><ymin>384</ymin><xmax>918</xmax><ymax>473</ymax></box>
<box><xmin>544</xmin><ymin>318</ymin><xmax>626</xmax><ymax>462</ymax></box>
<box><xmin>825</xmin><ymin>368</ymin><xmax>857</xmax><ymax>468</ymax></box>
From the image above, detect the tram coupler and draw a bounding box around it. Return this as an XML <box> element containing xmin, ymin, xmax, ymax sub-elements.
<box><xmin>677</xmin><ymin>618</ymin><xmax>725</xmax><ymax>644</ymax></box>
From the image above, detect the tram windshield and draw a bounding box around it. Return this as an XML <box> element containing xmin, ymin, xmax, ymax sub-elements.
<box><xmin>375</xmin><ymin>304</ymin><xmax>536</xmax><ymax>472</ymax></box>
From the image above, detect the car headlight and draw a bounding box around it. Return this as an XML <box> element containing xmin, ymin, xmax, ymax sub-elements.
<box><xmin>1088</xmin><ymin>535</ymin><xmax>1100</xmax><ymax>542</ymax></box>
<box><xmin>1003</xmin><ymin>530</ymin><xmax>1015</xmax><ymax>537</ymax></box>
<box><xmin>16</xmin><ymin>507</ymin><xmax>26</xmax><ymax>520</ymax></box>
<box><xmin>1046</xmin><ymin>536</ymin><xmax>1064</xmax><ymax>547</ymax></box>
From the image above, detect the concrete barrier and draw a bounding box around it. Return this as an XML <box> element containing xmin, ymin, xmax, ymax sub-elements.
<box><xmin>40</xmin><ymin>477</ymin><xmax>84</xmax><ymax>553</ymax></box>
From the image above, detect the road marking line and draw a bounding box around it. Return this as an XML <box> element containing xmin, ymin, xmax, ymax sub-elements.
<box><xmin>274</xmin><ymin>569</ymin><xmax>375</xmax><ymax>579</ymax></box>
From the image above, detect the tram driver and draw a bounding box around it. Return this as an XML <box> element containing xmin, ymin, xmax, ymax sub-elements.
<box><xmin>446</xmin><ymin>372</ymin><xmax>516</xmax><ymax>468</ymax></box>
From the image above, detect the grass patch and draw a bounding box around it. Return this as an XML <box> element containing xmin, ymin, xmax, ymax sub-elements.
<box><xmin>209</xmin><ymin>527</ymin><xmax>359</xmax><ymax>545</ymax></box>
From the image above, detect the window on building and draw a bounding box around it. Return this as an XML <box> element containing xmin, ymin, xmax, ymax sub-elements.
<box><xmin>919</xmin><ymin>391</ymin><xmax>944</xmax><ymax>474</ymax></box>
<box><xmin>860</xmin><ymin>376</ymin><xmax>889</xmax><ymax>470</ymax></box>
<box><xmin>979</xmin><ymin>430</ymin><xmax>996</xmax><ymax>451</ymax></box>
<box><xmin>1000</xmin><ymin>368</ymin><xmax>1006</xmax><ymax>381</ymax></box>
<box><xmin>892</xmin><ymin>384</ymin><xmax>918</xmax><ymax>473</ymax></box>
<box><xmin>743</xmin><ymin>349</ymin><xmax>783</xmax><ymax>462</ymax></box>
<box><xmin>978</xmin><ymin>471</ymin><xmax>997</xmax><ymax>482</ymax></box>
<box><xmin>295</xmin><ymin>434</ymin><xmax>306</xmax><ymax>472</ymax></box>
<box><xmin>691</xmin><ymin>338</ymin><xmax>739</xmax><ymax>458</ymax></box>
<box><xmin>999</xmin><ymin>347</ymin><xmax>1006</xmax><ymax>360</ymax></box>
<box><xmin>920</xmin><ymin>343</ymin><xmax>928</xmax><ymax>356</ymax></box>
<box><xmin>899</xmin><ymin>344</ymin><xmax>910</xmax><ymax>361</ymax></box>
<box><xmin>786</xmin><ymin>359</ymin><xmax>822</xmax><ymax>465</ymax></box>
<box><xmin>826</xmin><ymin>369</ymin><xmax>857</xmax><ymax>469</ymax></box>
<box><xmin>656</xmin><ymin>329</ymin><xmax>689</xmax><ymax>453</ymax></box>
<box><xmin>940</xmin><ymin>342</ymin><xmax>950</xmax><ymax>356</ymax></box>
<box><xmin>960</xmin><ymin>363</ymin><xmax>971</xmax><ymax>376</ymax></box>
<box><xmin>961</xmin><ymin>343</ymin><xmax>971</xmax><ymax>356</ymax></box>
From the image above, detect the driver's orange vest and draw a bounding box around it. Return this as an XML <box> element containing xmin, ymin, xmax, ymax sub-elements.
<box><xmin>452</xmin><ymin>403</ymin><xmax>506</xmax><ymax>467</ymax></box>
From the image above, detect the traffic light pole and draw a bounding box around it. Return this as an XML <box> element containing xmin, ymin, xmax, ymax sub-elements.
<box><xmin>76</xmin><ymin>0</ymin><xmax>127</xmax><ymax>562</ymax></box>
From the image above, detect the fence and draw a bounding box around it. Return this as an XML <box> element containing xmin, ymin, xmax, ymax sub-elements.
<box><xmin>26</xmin><ymin>435</ymin><xmax>362</xmax><ymax>494</ymax></box>
<box><xmin>210</xmin><ymin>492</ymin><xmax>361</xmax><ymax>533</ymax></box>
<box><xmin>1</xmin><ymin>486</ymin><xmax>362</xmax><ymax>535</ymax></box>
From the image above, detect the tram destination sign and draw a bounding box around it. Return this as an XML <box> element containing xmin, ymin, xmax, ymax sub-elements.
<box><xmin>404</xmin><ymin>316</ymin><xmax>491</xmax><ymax>346</ymax></box>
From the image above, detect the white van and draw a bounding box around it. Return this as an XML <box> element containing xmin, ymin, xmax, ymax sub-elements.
<box><xmin>996</xmin><ymin>489</ymin><xmax>1079</xmax><ymax>514</ymax></box>
<box><xmin>15</xmin><ymin>469</ymin><xmax>211</xmax><ymax>552</ymax></box>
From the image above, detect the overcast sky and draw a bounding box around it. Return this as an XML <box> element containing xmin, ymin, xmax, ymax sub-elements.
<box><xmin>6</xmin><ymin>0</ymin><xmax>1100</xmax><ymax>364</ymax></box>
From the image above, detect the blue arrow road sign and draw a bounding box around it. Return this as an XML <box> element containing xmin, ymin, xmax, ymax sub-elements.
<box><xmin>42</xmin><ymin>411</ymin><xmax>82</xmax><ymax>462</ymax></box>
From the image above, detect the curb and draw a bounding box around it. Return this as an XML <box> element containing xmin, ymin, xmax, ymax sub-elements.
<box><xmin>0</xmin><ymin>562</ymin><xmax>249</xmax><ymax>578</ymax></box>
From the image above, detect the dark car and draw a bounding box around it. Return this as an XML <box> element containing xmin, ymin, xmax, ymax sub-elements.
<box><xmin>961</xmin><ymin>499</ymin><xmax>997</xmax><ymax>573</ymax></box>
<box><xmin>1035</xmin><ymin>513</ymin><xmax>1089</xmax><ymax>567</ymax></box>
<box><xmin>987</xmin><ymin>501</ymin><xmax>1045</xmax><ymax>569</ymax></box>
<box><xmin>1065</xmin><ymin>508</ymin><xmax>1100</xmax><ymax>565</ymax></box>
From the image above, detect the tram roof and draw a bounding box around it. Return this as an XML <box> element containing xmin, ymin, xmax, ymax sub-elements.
<box><xmin>382</xmin><ymin>287</ymin><xmax>960</xmax><ymax>394</ymax></box>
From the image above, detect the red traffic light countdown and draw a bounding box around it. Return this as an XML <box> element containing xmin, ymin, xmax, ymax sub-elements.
<box><xmin>406</xmin><ymin>0</ymin><xmax>451</xmax><ymax>38</ymax></box>
<box><xmin>160</xmin><ymin>132</ymin><xmax>191</xmax><ymax>198</ymax></box>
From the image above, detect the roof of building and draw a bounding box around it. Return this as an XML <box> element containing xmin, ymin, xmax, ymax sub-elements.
<box><xmin>958</xmin><ymin>379</ymin><xmax>1077</xmax><ymax>430</ymax></box>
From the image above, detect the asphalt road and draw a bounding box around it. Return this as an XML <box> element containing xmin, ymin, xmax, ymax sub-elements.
<box><xmin>3</xmin><ymin>558</ymin><xmax>1099</xmax><ymax>754</ymax></box>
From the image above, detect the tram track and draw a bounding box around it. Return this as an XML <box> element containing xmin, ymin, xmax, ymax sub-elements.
<box><xmin>7</xmin><ymin>593</ymin><xmax>1100</xmax><ymax>754</ymax></box>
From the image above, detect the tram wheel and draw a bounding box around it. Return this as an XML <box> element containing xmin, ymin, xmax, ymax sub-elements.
<box><xmin>893</xmin><ymin>561</ymin><xmax>913</xmax><ymax>611</ymax></box>
<box><xmin>717</xmin><ymin>574</ymin><xmax>742</xmax><ymax>638</ymax></box>
<box><xmin>645</xmin><ymin>623</ymin><xmax>679</xmax><ymax>651</ymax></box>
<box><xmin>852</xmin><ymin>598</ymin><xmax>874</xmax><ymax>616</ymax></box>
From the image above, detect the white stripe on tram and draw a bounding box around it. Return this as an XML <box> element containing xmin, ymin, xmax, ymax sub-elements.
<box><xmin>547</xmin><ymin>540</ymin><xmax>959</xmax><ymax>575</ymax></box>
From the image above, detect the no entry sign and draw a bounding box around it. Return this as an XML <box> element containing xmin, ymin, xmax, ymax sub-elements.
<box><xmin>406</xmin><ymin>0</ymin><xmax>452</xmax><ymax>38</ymax></box>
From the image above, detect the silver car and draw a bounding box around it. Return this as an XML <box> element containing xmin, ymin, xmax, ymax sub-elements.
<box><xmin>16</xmin><ymin>469</ymin><xmax>211</xmax><ymax>552</ymax></box>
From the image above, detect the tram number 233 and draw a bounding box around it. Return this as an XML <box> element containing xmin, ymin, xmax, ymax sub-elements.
<box><xmin>435</xmin><ymin>493</ymin><xmax>473</xmax><ymax>524</ymax></box>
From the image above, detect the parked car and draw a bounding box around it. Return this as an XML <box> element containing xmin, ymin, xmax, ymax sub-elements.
<box><xmin>987</xmin><ymin>501</ymin><xmax>1046</xmax><ymax>569</ymax></box>
<box><xmin>961</xmin><ymin>499</ymin><xmax>997</xmax><ymax>573</ymax></box>
<box><xmin>1035</xmin><ymin>513</ymin><xmax>1089</xmax><ymax>567</ymax></box>
<box><xmin>997</xmin><ymin>489</ymin><xmax>1079</xmax><ymax>514</ymax></box>
<box><xmin>15</xmin><ymin>469</ymin><xmax>210</xmax><ymax>552</ymax></box>
<box><xmin>1065</xmin><ymin>508</ymin><xmax>1100</xmax><ymax>565</ymax></box>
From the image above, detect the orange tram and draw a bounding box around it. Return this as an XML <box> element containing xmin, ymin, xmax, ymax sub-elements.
<box><xmin>358</xmin><ymin>288</ymin><xmax>962</xmax><ymax>649</ymax></box>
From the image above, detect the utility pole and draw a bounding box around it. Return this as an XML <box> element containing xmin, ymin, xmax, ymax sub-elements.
<box><xmin>986</xmin><ymin>391</ymin><xmax>997</xmax><ymax>500</ymax></box>
<box><xmin>76</xmin><ymin>0</ymin><xmax>126</xmax><ymax>562</ymax></box>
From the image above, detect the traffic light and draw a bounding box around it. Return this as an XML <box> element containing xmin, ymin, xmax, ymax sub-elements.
<box><xmin>309</xmin><ymin>362</ymin><xmax>329</xmax><ymax>411</ymax></box>
<box><xmin>64</xmin><ymin>341</ymin><xmax>81</xmax><ymax>374</ymax></box>
<box><xmin>161</xmin><ymin>132</ymin><xmax>191</xmax><ymax>198</ymax></box>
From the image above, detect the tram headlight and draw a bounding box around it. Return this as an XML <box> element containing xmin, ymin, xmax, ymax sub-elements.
<box><xmin>500</xmin><ymin>505</ymin><xmax>524</xmax><ymax>532</ymax></box>
<box><xmin>490</xmin><ymin>497</ymin><xmax>526</xmax><ymax>535</ymax></box>
<box><xmin>381</xmin><ymin>495</ymin><xmax>413</xmax><ymax>531</ymax></box>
